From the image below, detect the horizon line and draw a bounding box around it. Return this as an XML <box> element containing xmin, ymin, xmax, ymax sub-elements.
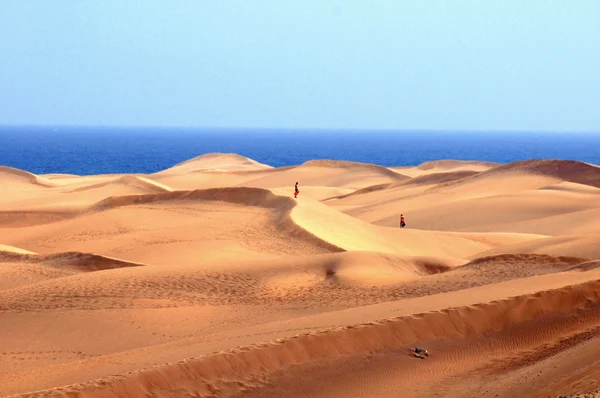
<box><xmin>1</xmin><ymin>124</ymin><xmax>599</xmax><ymax>134</ymax></box>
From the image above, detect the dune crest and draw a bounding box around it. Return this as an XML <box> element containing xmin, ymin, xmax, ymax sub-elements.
<box><xmin>474</xmin><ymin>234</ymin><xmax>600</xmax><ymax>260</ymax></box>
<box><xmin>0</xmin><ymin>244</ymin><xmax>37</xmax><ymax>255</ymax></box>
<box><xmin>158</xmin><ymin>152</ymin><xmax>273</xmax><ymax>174</ymax></box>
<box><xmin>416</xmin><ymin>159</ymin><xmax>499</xmax><ymax>170</ymax></box>
<box><xmin>478</xmin><ymin>159</ymin><xmax>600</xmax><ymax>188</ymax></box>
<box><xmin>87</xmin><ymin>186</ymin><xmax>291</xmax><ymax>212</ymax></box>
<box><xmin>567</xmin><ymin>259</ymin><xmax>600</xmax><ymax>272</ymax></box>
<box><xmin>323</xmin><ymin>170</ymin><xmax>483</xmax><ymax>201</ymax></box>
<box><xmin>65</xmin><ymin>175</ymin><xmax>173</xmax><ymax>194</ymax></box>
<box><xmin>302</xmin><ymin>159</ymin><xmax>410</xmax><ymax>180</ymax></box>
<box><xmin>401</xmin><ymin>170</ymin><xmax>481</xmax><ymax>186</ymax></box>
<box><xmin>464</xmin><ymin>253</ymin><xmax>587</xmax><ymax>268</ymax></box>
<box><xmin>0</xmin><ymin>250</ymin><xmax>145</xmax><ymax>272</ymax></box>
<box><xmin>0</xmin><ymin>166</ymin><xmax>56</xmax><ymax>187</ymax></box>
<box><xmin>0</xmin><ymin>249</ymin><xmax>145</xmax><ymax>292</ymax></box>
<box><xmin>322</xmin><ymin>183</ymin><xmax>392</xmax><ymax>201</ymax></box>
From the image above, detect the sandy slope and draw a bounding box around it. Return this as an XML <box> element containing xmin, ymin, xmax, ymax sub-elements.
<box><xmin>391</xmin><ymin>159</ymin><xmax>498</xmax><ymax>177</ymax></box>
<box><xmin>1</xmin><ymin>155</ymin><xmax>599</xmax><ymax>398</ymax></box>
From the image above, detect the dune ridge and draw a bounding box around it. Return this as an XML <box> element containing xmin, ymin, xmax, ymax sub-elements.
<box><xmin>302</xmin><ymin>159</ymin><xmax>410</xmax><ymax>180</ymax></box>
<box><xmin>158</xmin><ymin>153</ymin><xmax>273</xmax><ymax>174</ymax></box>
<box><xmin>176</xmin><ymin>152</ymin><xmax>272</xmax><ymax>167</ymax></box>
<box><xmin>0</xmin><ymin>166</ymin><xmax>56</xmax><ymax>187</ymax></box>
<box><xmin>400</xmin><ymin>170</ymin><xmax>482</xmax><ymax>186</ymax></box>
<box><xmin>321</xmin><ymin>183</ymin><xmax>393</xmax><ymax>201</ymax></box>
<box><xmin>473</xmin><ymin>234</ymin><xmax>600</xmax><ymax>260</ymax></box>
<box><xmin>454</xmin><ymin>159</ymin><xmax>600</xmax><ymax>189</ymax></box>
<box><xmin>65</xmin><ymin>175</ymin><xmax>173</xmax><ymax>194</ymax></box>
<box><xmin>0</xmin><ymin>244</ymin><xmax>37</xmax><ymax>255</ymax></box>
<box><xmin>567</xmin><ymin>260</ymin><xmax>600</xmax><ymax>271</ymax></box>
<box><xmin>322</xmin><ymin>170</ymin><xmax>483</xmax><ymax>201</ymax></box>
<box><xmin>17</xmin><ymin>277</ymin><xmax>600</xmax><ymax>398</ymax></box>
<box><xmin>464</xmin><ymin>253</ymin><xmax>588</xmax><ymax>268</ymax></box>
<box><xmin>86</xmin><ymin>187</ymin><xmax>291</xmax><ymax>212</ymax></box>
<box><xmin>415</xmin><ymin>159</ymin><xmax>499</xmax><ymax>170</ymax></box>
<box><xmin>0</xmin><ymin>250</ymin><xmax>145</xmax><ymax>272</ymax></box>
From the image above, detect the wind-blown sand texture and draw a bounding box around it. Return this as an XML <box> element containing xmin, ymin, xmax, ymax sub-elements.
<box><xmin>1</xmin><ymin>153</ymin><xmax>600</xmax><ymax>398</ymax></box>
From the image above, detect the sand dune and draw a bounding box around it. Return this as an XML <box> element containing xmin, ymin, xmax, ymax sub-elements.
<box><xmin>416</xmin><ymin>159</ymin><xmax>499</xmax><ymax>170</ymax></box>
<box><xmin>1</xmin><ymin>154</ymin><xmax>599</xmax><ymax>398</ymax></box>
<box><xmin>157</xmin><ymin>153</ymin><xmax>273</xmax><ymax>174</ymax></box>
<box><xmin>237</xmin><ymin>160</ymin><xmax>410</xmax><ymax>200</ymax></box>
<box><xmin>290</xmin><ymin>191</ymin><xmax>544</xmax><ymax>258</ymax></box>
<box><xmin>0</xmin><ymin>166</ymin><xmax>56</xmax><ymax>187</ymax></box>
<box><xmin>323</xmin><ymin>182</ymin><xmax>392</xmax><ymax>200</ymax></box>
<box><xmin>302</xmin><ymin>159</ymin><xmax>409</xmax><ymax>179</ymax></box>
<box><xmin>323</xmin><ymin>170</ymin><xmax>483</xmax><ymax>201</ymax></box>
<box><xmin>0</xmin><ymin>250</ymin><xmax>145</xmax><ymax>272</ymax></box>
<box><xmin>13</xmin><ymin>274</ymin><xmax>600</xmax><ymax>398</ymax></box>
<box><xmin>144</xmin><ymin>154</ymin><xmax>279</xmax><ymax>191</ymax></box>
<box><xmin>481</xmin><ymin>159</ymin><xmax>600</xmax><ymax>188</ymax></box>
<box><xmin>40</xmin><ymin>173</ymin><xmax>81</xmax><ymax>179</ymax></box>
<box><xmin>1</xmin><ymin>186</ymin><xmax>535</xmax><ymax>263</ymax></box>
<box><xmin>474</xmin><ymin>234</ymin><xmax>600</xmax><ymax>260</ymax></box>
<box><xmin>0</xmin><ymin>176</ymin><xmax>178</xmax><ymax>212</ymax></box>
<box><xmin>65</xmin><ymin>175</ymin><xmax>173</xmax><ymax>194</ymax></box>
<box><xmin>327</xmin><ymin>161</ymin><xmax>600</xmax><ymax>241</ymax></box>
<box><xmin>0</xmin><ymin>188</ymin><xmax>343</xmax><ymax>267</ymax></box>
<box><xmin>399</xmin><ymin>169</ymin><xmax>482</xmax><ymax>186</ymax></box>
<box><xmin>392</xmin><ymin>159</ymin><xmax>497</xmax><ymax>177</ymax></box>
<box><xmin>87</xmin><ymin>186</ymin><xmax>292</xmax><ymax>212</ymax></box>
<box><xmin>0</xmin><ymin>249</ymin><xmax>144</xmax><ymax>291</ymax></box>
<box><xmin>370</xmin><ymin>186</ymin><xmax>600</xmax><ymax>235</ymax></box>
<box><xmin>0</xmin><ymin>170</ymin><xmax>172</xmax><ymax>211</ymax></box>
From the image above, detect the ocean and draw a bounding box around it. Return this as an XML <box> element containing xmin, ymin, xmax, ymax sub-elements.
<box><xmin>1</xmin><ymin>126</ymin><xmax>599</xmax><ymax>175</ymax></box>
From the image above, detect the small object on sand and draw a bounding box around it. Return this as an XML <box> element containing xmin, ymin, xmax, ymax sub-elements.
<box><xmin>413</xmin><ymin>347</ymin><xmax>429</xmax><ymax>359</ymax></box>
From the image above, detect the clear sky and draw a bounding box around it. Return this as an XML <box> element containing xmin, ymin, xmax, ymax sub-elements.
<box><xmin>1</xmin><ymin>1</ymin><xmax>598</xmax><ymax>131</ymax></box>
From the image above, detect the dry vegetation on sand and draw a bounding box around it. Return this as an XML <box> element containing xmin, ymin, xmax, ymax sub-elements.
<box><xmin>1</xmin><ymin>153</ymin><xmax>600</xmax><ymax>397</ymax></box>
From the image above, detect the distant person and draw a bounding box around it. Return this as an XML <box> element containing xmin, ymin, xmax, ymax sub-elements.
<box><xmin>294</xmin><ymin>182</ymin><xmax>299</xmax><ymax>198</ymax></box>
<box><xmin>400</xmin><ymin>214</ymin><xmax>406</xmax><ymax>228</ymax></box>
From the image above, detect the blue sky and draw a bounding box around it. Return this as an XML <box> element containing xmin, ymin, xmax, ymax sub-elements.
<box><xmin>0</xmin><ymin>1</ymin><xmax>598</xmax><ymax>131</ymax></box>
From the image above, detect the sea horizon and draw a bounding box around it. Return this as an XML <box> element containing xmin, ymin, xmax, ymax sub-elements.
<box><xmin>3</xmin><ymin>124</ymin><xmax>600</xmax><ymax>134</ymax></box>
<box><xmin>2</xmin><ymin>125</ymin><xmax>600</xmax><ymax>176</ymax></box>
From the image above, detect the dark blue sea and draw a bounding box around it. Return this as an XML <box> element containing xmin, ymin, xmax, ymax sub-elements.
<box><xmin>1</xmin><ymin>126</ymin><xmax>599</xmax><ymax>175</ymax></box>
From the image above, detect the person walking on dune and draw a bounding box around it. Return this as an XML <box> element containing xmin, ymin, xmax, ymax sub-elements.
<box><xmin>294</xmin><ymin>182</ymin><xmax>299</xmax><ymax>198</ymax></box>
<box><xmin>400</xmin><ymin>214</ymin><xmax>406</xmax><ymax>228</ymax></box>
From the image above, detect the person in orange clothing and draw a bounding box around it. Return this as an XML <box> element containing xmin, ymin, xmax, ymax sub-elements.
<box><xmin>294</xmin><ymin>182</ymin><xmax>299</xmax><ymax>198</ymax></box>
<box><xmin>400</xmin><ymin>214</ymin><xmax>406</xmax><ymax>228</ymax></box>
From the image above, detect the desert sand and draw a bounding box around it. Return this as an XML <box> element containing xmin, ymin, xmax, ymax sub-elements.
<box><xmin>1</xmin><ymin>154</ymin><xmax>600</xmax><ymax>397</ymax></box>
